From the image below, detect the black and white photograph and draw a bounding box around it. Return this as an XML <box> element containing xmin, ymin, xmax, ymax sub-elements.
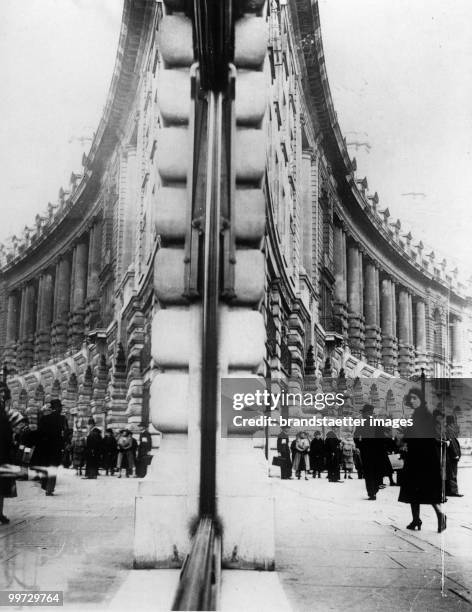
<box><xmin>1</xmin><ymin>1</ymin><xmax>472</xmax><ymax>610</ymax></box>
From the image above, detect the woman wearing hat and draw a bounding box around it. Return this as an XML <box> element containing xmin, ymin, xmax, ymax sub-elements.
<box><xmin>398</xmin><ymin>388</ymin><xmax>446</xmax><ymax>532</ymax></box>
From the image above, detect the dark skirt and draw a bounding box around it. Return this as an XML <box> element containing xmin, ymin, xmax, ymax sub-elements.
<box><xmin>0</xmin><ymin>477</ymin><xmax>17</xmax><ymax>498</ymax></box>
<box><xmin>398</xmin><ymin>438</ymin><xmax>445</xmax><ymax>505</ymax></box>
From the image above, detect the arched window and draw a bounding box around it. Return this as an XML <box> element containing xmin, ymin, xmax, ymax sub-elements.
<box><xmin>369</xmin><ymin>384</ymin><xmax>379</xmax><ymax>411</ymax></box>
<box><xmin>386</xmin><ymin>389</ymin><xmax>395</xmax><ymax>416</ymax></box>
<box><xmin>34</xmin><ymin>384</ymin><xmax>45</xmax><ymax>407</ymax></box>
<box><xmin>51</xmin><ymin>379</ymin><xmax>61</xmax><ymax>400</ymax></box>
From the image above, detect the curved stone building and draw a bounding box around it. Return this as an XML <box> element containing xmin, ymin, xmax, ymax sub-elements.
<box><xmin>0</xmin><ymin>0</ymin><xmax>471</xmax><ymax>435</ymax></box>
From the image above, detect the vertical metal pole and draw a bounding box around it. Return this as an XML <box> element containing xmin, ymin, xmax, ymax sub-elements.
<box><xmin>199</xmin><ymin>92</ymin><xmax>222</xmax><ymax>518</ymax></box>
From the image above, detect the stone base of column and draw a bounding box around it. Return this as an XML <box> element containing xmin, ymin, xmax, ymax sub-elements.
<box><xmin>365</xmin><ymin>325</ymin><xmax>382</xmax><ymax>368</ymax></box>
<box><xmin>18</xmin><ymin>337</ymin><xmax>34</xmax><ymax>371</ymax></box>
<box><xmin>34</xmin><ymin>329</ymin><xmax>51</xmax><ymax>364</ymax></box>
<box><xmin>348</xmin><ymin>313</ymin><xmax>365</xmax><ymax>359</ymax></box>
<box><xmin>106</xmin><ymin>400</ymin><xmax>129</xmax><ymax>430</ymax></box>
<box><xmin>134</xmin><ymin>437</ymin><xmax>275</xmax><ymax>570</ymax></box>
<box><xmin>68</xmin><ymin>310</ymin><xmax>85</xmax><ymax>350</ymax></box>
<box><xmin>333</xmin><ymin>301</ymin><xmax>348</xmax><ymax>339</ymax></box>
<box><xmin>85</xmin><ymin>298</ymin><xmax>100</xmax><ymax>331</ymax></box>
<box><xmin>398</xmin><ymin>343</ymin><xmax>415</xmax><ymax>378</ymax></box>
<box><xmin>381</xmin><ymin>335</ymin><xmax>398</xmax><ymax>375</ymax></box>
<box><xmin>51</xmin><ymin>318</ymin><xmax>69</xmax><ymax>357</ymax></box>
<box><xmin>127</xmin><ymin>378</ymin><xmax>144</xmax><ymax>425</ymax></box>
<box><xmin>4</xmin><ymin>342</ymin><xmax>18</xmax><ymax>372</ymax></box>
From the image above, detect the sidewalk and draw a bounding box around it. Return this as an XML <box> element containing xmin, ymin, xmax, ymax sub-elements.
<box><xmin>1</xmin><ymin>467</ymin><xmax>471</xmax><ymax>611</ymax></box>
<box><xmin>274</xmin><ymin>468</ymin><xmax>472</xmax><ymax>611</ymax></box>
<box><xmin>0</xmin><ymin>469</ymin><xmax>138</xmax><ymax>610</ymax></box>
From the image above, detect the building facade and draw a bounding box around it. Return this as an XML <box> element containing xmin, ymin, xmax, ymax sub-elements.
<box><xmin>0</xmin><ymin>0</ymin><xmax>471</xmax><ymax>434</ymax></box>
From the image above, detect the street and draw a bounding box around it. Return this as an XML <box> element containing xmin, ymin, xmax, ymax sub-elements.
<box><xmin>1</xmin><ymin>466</ymin><xmax>472</xmax><ymax>610</ymax></box>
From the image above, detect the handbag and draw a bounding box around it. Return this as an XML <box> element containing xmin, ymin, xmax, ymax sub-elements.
<box><xmin>272</xmin><ymin>456</ymin><xmax>285</xmax><ymax>467</ymax></box>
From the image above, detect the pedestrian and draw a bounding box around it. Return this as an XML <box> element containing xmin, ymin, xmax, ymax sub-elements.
<box><xmin>354</xmin><ymin>404</ymin><xmax>384</xmax><ymax>500</ymax></box>
<box><xmin>445</xmin><ymin>415</ymin><xmax>463</xmax><ymax>497</ymax></box>
<box><xmin>353</xmin><ymin>446</ymin><xmax>363</xmax><ymax>479</ymax></box>
<box><xmin>398</xmin><ymin>388</ymin><xmax>447</xmax><ymax>533</ymax></box>
<box><xmin>116</xmin><ymin>430</ymin><xmax>135</xmax><ymax>478</ymax></box>
<box><xmin>84</xmin><ymin>428</ymin><xmax>103</xmax><ymax>479</ymax></box>
<box><xmin>379</xmin><ymin>429</ymin><xmax>397</xmax><ymax>487</ymax></box>
<box><xmin>35</xmin><ymin>399</ymin><xmax>69</xmax><ymax>495</ymax></box>
<box><xmin>0</xmin><ymin>382</ymin><xmax>17</xmax><ymax>525</ymax></box>
<box><xmin>309</xmin><ymin>431</ymin><xmax>324</xmax><ymax>478</ymax></box>
<box><xmin>324</xmin><ymin>430</ymin><xmax>343</xmax><ymax>483</ymax></box>
<box><xmin>102</xmin><ymin>428</ymin><xmax>118</xmax><ymax>476</ymax></box>
<box><xmin>135</xmin><ymin>424</ymin><xmax>153</xmax><ymax>478</ymax></box>
<box><xmin>276</xmin><ymin>426</ymin><xmax>292</xmax><ymax>480</ymax></box>
<box><xmin>292</xmin><ymin>431</ymin><xmax>310</xmax><ymax>480</ymax></box>
<box><xmin>130</xmin><ymin>432</ymin><xmax>138</xmax><ymax>477</ymax></box>
<box><xmin>62</xmin><ymin>429</ymin><xmax>73</xmax><ymax>469</ymax></box>
<box><xmin>341</xmin><ymin>434</ymin><xmax>355</xmax><ymax>479</ymax></box>
<box><xmin>71</xmin><ymin>429</ymin><xmax>87</xmax><ymax>476</ymax></box>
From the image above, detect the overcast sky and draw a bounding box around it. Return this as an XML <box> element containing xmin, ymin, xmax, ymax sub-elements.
<box><xmin>0</xmin><ymin>1</ymin><xmax>471</xmax><ymax>272</ymax></box>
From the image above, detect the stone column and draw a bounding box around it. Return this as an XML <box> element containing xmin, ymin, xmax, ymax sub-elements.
<box><xmin>374</xmin><ymin>267</ymin><xmax>380</xmax><ymax>326</ymax></box>
<box><xmin>51</xmin><ymin>257</ymin><xmax>71</xmax><ymax>357</ymax></box>
<box><xmin>18</xmin><ymin>283</ymin><xmax>36</xmax><ymax>370</ymax></box>
<box><xmin>68</xmin><ymin>239</ymin><xmax>88</xmax><ymax>349</ymax></box>
<box><xmin>451</xmin><ymin>317</ymin><xmax>463</xmax><ymax>375</ymax></box>
<box><xmin>398</xmin><ymin>288</ymin><xmax>414</xmax><ymax>378</ymax></box>
<box><xmin>415</xmin><ymin>299</ymin><xmax>427</xmax><ymax>375</ymax></box>
<box><xmin>333</xmin><ymin>224</ymin><xmax>348</xmax><ymax>338</ymax></box>
<box><xmin>86</xmin><ymin>221</ymin><xmax>102</xmax><ymax>330</ymax></box>
<box><xmin>34</xmin><ymin>270</ymin><xmax>54</xmax><ymax>363</ymax></box>
<box><xmin>380</xmin><ymin>278</ymin><xmax>394</xmax><ymax>373</ymax></box>
<box><xmin>347</xmin><ymin>243</ymin><xmax>364</xmax><ymax>358</ymax></box>
<box><xmin>391</xmin><ymin>281</ymin><xmax>397</xmax><ymax>339</ymax></box>
<box><xmin>408</xmin><ymin>293</ymin><xmax>414</xmax><ymax>346</ymax></box>
<box><xmin>4</xmin><ymin>292</ymin><xmax>19</xmax><ymax>370</ymax></box>
<box><xmin>364</xmin><ymin>261</ymin><xmax>381</xmax><ymax>367</ymax></box>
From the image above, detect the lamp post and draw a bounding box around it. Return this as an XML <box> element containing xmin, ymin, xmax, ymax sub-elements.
<box><xmin>420</xmin><ymin>367</ymin><xmax>425</xmax><ymax>404</ymax></box>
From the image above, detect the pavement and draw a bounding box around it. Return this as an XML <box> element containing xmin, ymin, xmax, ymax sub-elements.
<box><xmin>1</xmin><ymin>465</ymin><xmax>472</xmax><ymax>611</ymax></box>
<box><xmin>274</xmin><ymin>468</ymin><xmax>472</xmax><ymax>612</ymax></box>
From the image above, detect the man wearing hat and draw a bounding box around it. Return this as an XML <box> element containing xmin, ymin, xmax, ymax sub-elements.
<box><xmin>135</xmin><ymin>424</ymin><xmax>153</xmax><ymax>478</ymax></box>
<box><xmin>36</xmin><ymin>399</ymin><xmax>69</xmax><ymax>495</ymax></box>
<box><xmin>354</xmin><ymin>404</ymin><xmax>384</xmax><ymax>500</ymax></box>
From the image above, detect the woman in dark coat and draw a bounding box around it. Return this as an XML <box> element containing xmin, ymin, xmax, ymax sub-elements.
<box><xmin>0</xmin><ymin>385</ymin><xmax>17</xmax><ymax>524</ymax></box>
<box><xmin>84</xmin><ymin>428</ymin><xmax>103</xmax><ymax>479</ymax></box>
<box><xmin>276</xmin><ymin>427</ymin><xmax>292</xmax><ymax>480</ymax></box>
<box><xmin>102</xmin><ymin>429</ymin><xmax>118</xmax><ymax>476</ymax></box>
<box><xmin>398</xmin><ymin>388</ymin><xmax>446</xmax><ymax>532</ymax></box>
<box><xmin>309</xmin><ymin>431</ymin><xmax>325</xmax><ymax>478</ymax></box>
<box><xmin>324</xmin><ymin>431</ymin><xmax>342</xmax><ymax>483</ymax></box>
